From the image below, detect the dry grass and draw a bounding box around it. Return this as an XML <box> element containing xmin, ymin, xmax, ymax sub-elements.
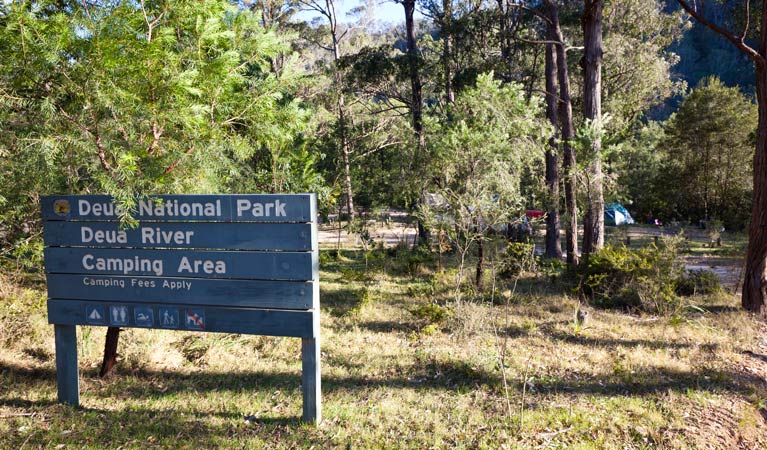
<box><xmin>1</xmin><ymin>246</ymin><xmax>766</xmax><ymax>449</ymax></box>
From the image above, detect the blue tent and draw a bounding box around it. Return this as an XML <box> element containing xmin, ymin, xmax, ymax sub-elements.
<box><xmin>605</xmin><ymin>202</ymin><xmax>635</xmax><ymax>226</ymax></box>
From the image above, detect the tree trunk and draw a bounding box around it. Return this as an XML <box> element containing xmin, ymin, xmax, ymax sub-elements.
<box><xmin>403</xmin><ymin>0</ymin><xmax>425</xmax><ymax>151</ymax></box>
<box><xmin>442</xmin><ymin>0</ymin><xmax>455</xmax><ymax>104</ymax></box>
<box><xmin>476</xmin><ymin>234</ymin><xmax>484</xmax><ymax>286</ymax></box>
<box><xmin>742</xmin><ymin>62</ymin><xmax>767</xmax><ymax>317</ymax></box>
<box><xmin>99</xmin><ymin>326</ymin><xmax>120</xmax><ymax>377</ymax></box>
<box><xmin>544</xmin><ymin>39</ymin><xmax>562</xmax><ymax>259</ymax></box>
<box><xmin>581</xmin><ymin>0</ymin><xmax>605</xmax><ymax>256</ymax></box>
<box><xmin>547</xmin><ymin>0</ymin><xmax>579</xmax><ymax>265</ymax></box>
<box><xmin>338</xmin><ymin>94</ymin><xmax>355</xmax><ymax>222</ymax></box>
<box><xmin>403</xmin><ymin>0</ymin><xmax>428</xmax><ymax>244</ymax></box>
<box><xmin>328</xmin><ymin>0</ymin><xmax>354</xmax><ymax>222</ymax></box>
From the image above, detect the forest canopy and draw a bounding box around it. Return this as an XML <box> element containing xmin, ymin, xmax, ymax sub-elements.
<box><xmin>0</xmin><ymin>0</ymin><xmax>760</xmax><ymax>271</ymax></box>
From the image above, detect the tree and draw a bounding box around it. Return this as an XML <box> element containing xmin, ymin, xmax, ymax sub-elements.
<box><xmin>581</xmin><ymin>0</ymin><xmax>605</xmax><ymax>257</ymax></box>
<box><xmin>601</xmin><ymin>0</ymin><xmax>687</xmax><ymax>137</ymax></box>
<box><xmin>543</xmin><ymin>39</ymin><xmax>563</xmax><ymax>259</ymax></box>
<box><xmin>298</xmin><ymin>0</ymin><xmax>356</xmax><ymax>221</ymax></box>
<box><xmin>543</xmin><ymin>0</ymin><xmax>580</xmax><ymax>265</ymax></box>
<box><xmin>675</xmin><ymin>0</ymin><xmax>767</xmax><ymax>316</ymax></box>
<box><xmin>542</xmin><ymin>1</ymin><xmax>562</xmax><ymax>259</ymax></box>
<box><xmin>662</xmin><ymin>77</ymin><xmax>756</xmax><ymax>229</ymax></box>
<box><xmin>421</xmin><ymin>73</ymin><xmax>548</xmax><ymax>290</ymax></box>
<box><xmin>0</xmin><ymin>0</ymin><xmax>312</xmax><ymax>373</ymax></box>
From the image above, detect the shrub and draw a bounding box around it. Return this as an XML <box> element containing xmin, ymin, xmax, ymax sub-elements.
<box><xmin>410</xmin><ymin>303</ymin><xmax>454</xmax><ymax>328</ymax></box>
<box><xmin>340</xmin><ymin>266</ymin><xmax>370</xmax><ymax>282</ymax></box>
<box><xmin>500</xmin><ymin>242</ymin><xmax>537</xmax><ymax>278</ymax></box>
<box><xmin>345</xmin><ymin>286</ymin><xmax>378</xmax><ymax>317</ymax></box>
<box><xmin>538</xmin><ymin>256</ymin><xmax>566</xmax><ymax>283</ymax></box>
<box><xmin>0</xmin><ymin>275</ymin><xmax>46</xmax><ymax>346</ymax></box>
<box><xmin>676</xmin><ymin>269</ymin><xmax>722</xmax><ymax>296</ymax></box>
<box><xmin>577</xmin><ymin>238</ymin><xmax>684</xmax><ymax>314</ymax></box>
<box><xmin>385</xmin><ymin>243</ymin><xmax>434</xmax><ymax>276</ymax></box>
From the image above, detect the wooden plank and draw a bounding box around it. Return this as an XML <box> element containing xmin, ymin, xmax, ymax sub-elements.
<box><xmin>44</xmin><ymin>248</ymin><xmax>314</xmax><ymax>280</ymax></box>
<box><xmin>46</xmin><ymin>274</ymin><xmax>314</xmax><ymax>310</ymax></box>
<box><xmin>54</xmin><ymin>325</ymin><xmax>79</xmax><ymax>406</ymax></box>
<box><xmin>41</xmin><ymin>194</ymin><xmax>313</xmax><ymax>222</ymax></box>
<box><xmin>43</xmin><ymin>221</ymin><xmax>313</xmax><ymax>251</ymax></box>
<box><xmin>47</xmin><ymin>300</ymin><xmax>316</xmax><ymax>337</ymax></box>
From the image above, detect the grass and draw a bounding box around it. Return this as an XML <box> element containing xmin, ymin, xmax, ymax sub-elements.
<box><xmin>1</xmin><ymin>234</ymin><xmax>766</xmax><ymax>449</ymax></box>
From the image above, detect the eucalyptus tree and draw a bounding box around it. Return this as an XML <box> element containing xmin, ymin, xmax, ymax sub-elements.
<box><xmin>543</xmin><ymin>30</ymin><xmax>563</xmax><ymax>259</ymax></box>
<box><xmin>510</xmin><ymin>0</ymin><xmax>578</xmax><ymax>263</ymax></box>
<box><xmin>297</xmin><ymin>0</ymin><xmax>357</xmax><ymax>220</ymax></box>
<box><xmin>580</xmin><ymin>0</ymin><xmax>604</xmax><ymax>257</ymax></box>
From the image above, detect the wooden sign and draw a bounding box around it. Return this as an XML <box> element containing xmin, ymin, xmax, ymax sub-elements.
<box><xmin>42</xmin><ymin>194</ymin><xmax>321</xmax><ymax>424</ymax></box>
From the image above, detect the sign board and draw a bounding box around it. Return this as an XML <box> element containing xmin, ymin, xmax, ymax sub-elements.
<box><xmin>42</xmin><ymin>194</ymin><xmax>321</xmax><ymax>424</ymax></box>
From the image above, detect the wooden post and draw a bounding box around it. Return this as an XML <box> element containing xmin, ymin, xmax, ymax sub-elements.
<box><xmin>303</xmin><ymin>192</ymin><xmax>322</xmax><ymax>424</ymax></box>
<box><xmin>54</xmin><ymin>324</ymin><xmax>79</xmax><ymax>406</ymax></box>
<box><xmin>301</xmin><ymin>337</ymin><xmax>321</xmax><ymax>424</ymax></box>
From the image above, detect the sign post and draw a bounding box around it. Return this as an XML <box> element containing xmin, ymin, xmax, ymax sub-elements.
<box><xmin>41</xmin><ymin>194</ymin><xmax>321</xmax><ymax>424</ymax></box>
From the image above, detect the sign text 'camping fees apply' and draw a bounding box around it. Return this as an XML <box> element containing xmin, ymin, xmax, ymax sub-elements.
<box><xmin>42</xmin><ymin>194</ymin><xmax>321</xmax><ymax>424</ymax></box>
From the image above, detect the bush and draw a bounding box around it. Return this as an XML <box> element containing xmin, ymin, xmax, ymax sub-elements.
<box><xmin>385</xmin><ymin>243</ymin><xmax>434</xmax><ymax>276</ymax></box>
<box><xmin>676</xmin><ymin>269</ymin><xmax>722</xmax><ymax>296</ymax></box>
<box><xmin>0</xmin><ymin>275</ymin><xmax>46</xmax><ymax>347</ymax></box>
<box><xmin>538</xmin><ymin>256</ymin><xmax>566</xmax><ymax>283</ymax></box>
<box><xmin>500</xmin><ymin>242</ymin><xmax>537</xmax><ymax>277</ymax></box>
<box><xmin>577</xmin><ymin>238</ymin><xmax>684</xmax><ymax>314</ymax></box>
<box><xmin>410</xmin><ymin>303</ymin><xmax>453</xmax><ymax>329</ymax></box>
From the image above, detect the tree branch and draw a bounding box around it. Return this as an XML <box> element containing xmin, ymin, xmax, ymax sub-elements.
<box><xmin>87</xmin><ymin>107</ymin><xmax>114</xmax><ymax>175</ymax></box>
<box><xmin>162</xmin><ymin>145</ymin><xmax>194</xmax><ymax>175</ymax></box>
<box><xmin>509</xmin><ymin>2</ymin><xmax>553</xmax><ymax>27</ymax></box>
<box><xmin>515</xmin><ymin>37</ymin><xmax>564</xmax><ymax>46</ymax></box>
<box><xmin>676</xmin><ymin>0</ymin><xmax>764</xmax><ymax>65</ymax></box>
<box><xmin>741</xmin><ymin>0</ymin><xmax>751</xmax><ymax>42</ymax></box>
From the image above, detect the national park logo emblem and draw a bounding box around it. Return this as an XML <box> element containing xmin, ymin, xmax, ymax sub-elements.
<box><xmin>53</xmin><ymin>199</ymin><xmax>71</xmax><ymax>216</ymax></box>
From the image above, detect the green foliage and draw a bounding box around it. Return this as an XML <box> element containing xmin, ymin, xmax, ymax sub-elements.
<box><xmin>614</xmin><ymin>122</ymin><xmax>668</xmax><ymax>220</ymax></box>
<box><xmin>0</xmin><ymin>0</ymin><xmax>320</xmax><ymax>249</ymax></box>
<box><xmin>500</xmin><ymin>243</ymin><xmax>537</xmax><ymax>278</ymax></box>
<box><xmin>418</xmin><ymin>73</ymin><xmax>548</xmax><ymax>297</ymax></box>
<box><xmin>676</xmin><ymin>269</ymin><xmax>722</xmax><ymax>297</ymax></box>
<box><xmin>339</xmin><ymin>266</ymin><xmax>370</xmax><ymax>283</ymax></box>
<box><xmin>602</xmin><ymin>0</ymin><xmax>688</xmax><ymax>135</ymax></box>
<box><xmin>578</xmin><ymin>238</ymin><xmax>684</xmax><ymax>315</ymax></box>
<box><xmin>409</xmin><ymin>303</ymin><xmax>454</xmax><ymax>330</ymax></box>
<box><xmin>659</xmin><ymin>77</ymin><xmax>756</xmax><ymax>229</ymax></box>
<box><xmin>344</xmin><ymin>285</ymin><xmax>378</xmax><ymax>317</ymax></box>
<box><xmin>538</xmin><ymin>256</ymin><xmax>567</xmax><ymax>283</ymax></box>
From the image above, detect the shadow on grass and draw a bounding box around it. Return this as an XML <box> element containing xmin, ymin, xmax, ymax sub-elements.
<box><xmin>0</xmin><ymin>394</ymin><xmax>302</xmax><ymax>449</ymax></box>
<box><xmin>320</xmin><ymin>287</ymin><xmax>364</xmax><ymax>317</ymax></box>
<box><xmin>744</xmin><ymin>350</ymin><xmax>767</xmax><ymax>364</ymax></box>
<box><xmin>358</xmin><ymin>320</ymin><xmax>417</xmax><ymax>334</ymax></box>
<box><xmin>699</xmin><ymin>305</ymin><xmax>741</xmax><ymax>314</ymax></box>
<box><xmin>540</xmin><ymin>328</ymin><xmax>695</xmax><ymax>350</ymax></box>
<box><xmin>3</xmin><ymin>353</ymin><xmax>763</xmax><ymax>401</ymax></box>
